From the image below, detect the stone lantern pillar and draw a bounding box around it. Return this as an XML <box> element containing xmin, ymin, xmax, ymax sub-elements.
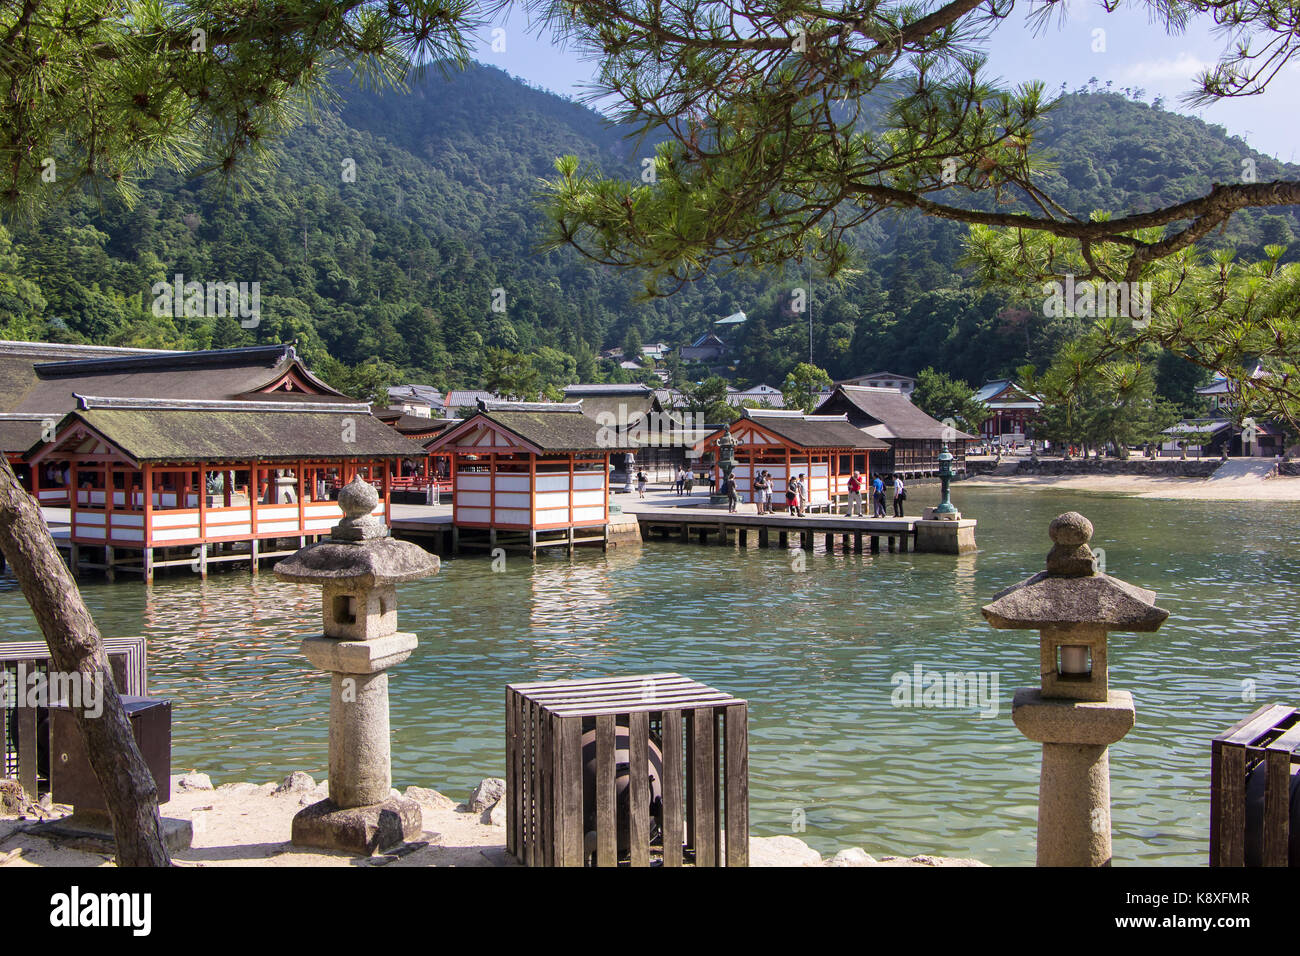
<box><xmin>981</xmin><ymin>512</ymin><xmax>1168</xmax><ymax>866</ymax></box>
<box><xmin>274</xmin><ymin>476</ymin><xmax>440</xmax><ymax>855</ymax></box>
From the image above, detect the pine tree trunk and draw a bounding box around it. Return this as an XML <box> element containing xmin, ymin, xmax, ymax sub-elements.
<box><xmin>0</xmin><ymin>458</ymin><xmax>170</xmax><ymax>866</ymax></box>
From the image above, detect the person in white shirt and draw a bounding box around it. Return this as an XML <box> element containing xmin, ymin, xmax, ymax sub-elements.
<box><xmin>893</xmin><ymin>474</ymin><xmax>906</xmax><ymax>517</ymax></box>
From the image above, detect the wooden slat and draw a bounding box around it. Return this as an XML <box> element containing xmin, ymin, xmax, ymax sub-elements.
<box><xmin>505</xmin><ymin>687</ymin><xmax>517</xmax><ymax>859</ymax></box>
<box><xmin>521</xmin><ymin>696</ymin><xmax>534</xmax><ymax>866</ymax></box>
<box><xmin>559</xmin><ymin>717</ymin><xmax>583</xmax><ymax>866</ymax></box>
<box><xmin>724</xmin><ymin>703</ymin><xmax>750</xmax><ymax>867</ymax></box>
<box><xmin>1263</xmin><ymin>744</ymin><xmax>1291</xmax><ymax>866</ymax></box>
<box><xmin>628</xmin><ymin>710</ymin><xmax>650</xmax><ymax>867</ymax></box>
<box><xmin>1219</xmin><ymin>743</ymin><xmax>1247</xmax><ymax>866</ymax></box>
<box><xmin>539</xmin><ymin>704</ymin><xmax>553</xmax><ymax>866</ymax></box>
<box><xmin>595</xmin><ymin>714</ymin><xmax>617</xmax><ymax>866</ymax></box>
<box><xmin>508</xmin><ymin>673</ymin><xmax>683</xmax><ymax>694</ymax></box>
<box><xmin>16</xmin><ymin>704</ymin><xmax>38</xmax><ymax>798</ymax></box>
<box><xmin>692</xmin><ymin>706</ymin><xmax>717</xmax><ymax>867</ymax></box>
<box><xmin>685</xmin><ymin>709</ymin><xmax>696</xmax><ymax>856</ymax></box>
<box><xmin>529</xmin><ymin>699</ymin><xmax>542</xmax><ymax>867</ymax></box>
<box><xmin>662</xmin><ymin>709</ymin><xmax>683</xmax><ymax>867</ymax></box>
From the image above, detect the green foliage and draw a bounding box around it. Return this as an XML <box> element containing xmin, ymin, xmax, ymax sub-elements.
<box><xmin>782</xmin><ymin>363</ymin><xmax>831</xmax><ymax>414</ymax></box>
<box><xmin>912</xmin><ymin>368</ymin><xmax>990</xmax><ymax>433</ymax></box>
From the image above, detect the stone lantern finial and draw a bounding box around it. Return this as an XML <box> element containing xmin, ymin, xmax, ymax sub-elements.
<box><xmin>981</xmin><ymin>512</ymin><xmax>1168</xmax><ymax>867</ymax></box>
<box><xmin>331</xmin><ymin>475</ymin><xmax>387</xmax><ymax>542</ymax></box>
<box><xmin>1045</xmin><ymin>511</ymin><xmax>1097</xmax><ymax>577</ymax></box>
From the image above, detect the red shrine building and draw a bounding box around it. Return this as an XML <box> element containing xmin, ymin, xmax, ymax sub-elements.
<box><xmin>0</xmin><ymin>341</ymin><xmax>417</xmax><ymax>580</ymax></box>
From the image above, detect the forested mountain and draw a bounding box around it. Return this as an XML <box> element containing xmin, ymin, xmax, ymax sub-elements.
<box><xmin>1</xmin><ymin>64</ymin><xmax>1293</xmax><ymax>398</ymax></box>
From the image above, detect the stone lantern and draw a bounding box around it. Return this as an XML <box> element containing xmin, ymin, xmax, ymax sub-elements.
<box><xmin>274</xmin><ymin>476</ymin><xmax>440</xmax><ymax>855</ymax></box>
<box><xmin>981</xmin><ymin>512</ymin><xmax>1167</xmax><ymax>866</ymax></box>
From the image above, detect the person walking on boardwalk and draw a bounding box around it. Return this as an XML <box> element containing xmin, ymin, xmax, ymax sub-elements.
<box><xmin>893</xmin><ymin>474</ymin><xmax>907</xmax><ymax>517</ymax></box>
<box><xmin>675</xmin><ymin>466</ymin><xmax>687</xmax><ymax>496</ymax></box>
<box><xmin>871</xmin><ymin>474</ymin><xmax>886</xmax><ymax>517</ymax></box>
<box><xmin>722</xmin><ymin>473</ymin><xmax>739</xmax><ymax>513</ymax></box>
<box><xmin>846</xmin><ymin>471</ymin><xmax>864</xmax><ymax>516</ymax></box>
<box><xmin>636</xmin><ymin>469</ymin><xmax>648</xmax><ymax>499</ymax></box>
<box><xmin>794</xmin><ymin>473</ymin><xmax>807</xmax><ymax>516</ymax></box>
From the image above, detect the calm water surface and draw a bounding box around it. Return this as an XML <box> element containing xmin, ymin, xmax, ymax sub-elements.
<box><xmin>3</xmin><ymin>487</ymin><xmax>1298</xmax><ymax>865</ymax></box>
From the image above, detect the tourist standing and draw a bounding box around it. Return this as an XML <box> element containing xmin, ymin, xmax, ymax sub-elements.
<box><xmin>636</xmin><ymin>469</ymin><xmax>648</xmax><ymax>499</ymax></box>
<box><xmin>723</xmin><ymin>473</ymin><xmax>739</xmax><ymax>513</ymax></box>
<box><xmin>684</xmin><ymin>471</ymin><xmax>694</xmax><ymax>495</ymax></box>
<box><xmin>846</xmin><ymin>471</ymin><xmax>863</xmax><ymax>516</ymax></box>
<box><xmin>785</xmin><ymin>476</ymin><xmax>799</xmax><ymax>515</ymax></box>
<box><xmin>794</xmin><ymin>473</ymin><xmax>807</xmax><ymax>516</ymax></box>
<box><xmin>753</xmin><ymin>471</ymin><xmax>767</xmax><ymax>514</ymax></box>
<box><xmin>675</xmin><ymin>467</ymin><xmax>686</xmax><ymax>496</ymax></box>
<box><xmin>893</xmin><ymin>474</ymin><xmax>906</xmax><ymax>517</ymax></box>
<box><xmin>871</xmin><ymin>474</ymin><xmax>885</xmax><ymax>517</ymax></box>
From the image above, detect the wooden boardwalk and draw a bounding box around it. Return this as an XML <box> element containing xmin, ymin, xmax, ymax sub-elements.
<box><xmin>635</xmin><ymin>509</ymin><xmax>919</xmax><ymax>553</ymax></box>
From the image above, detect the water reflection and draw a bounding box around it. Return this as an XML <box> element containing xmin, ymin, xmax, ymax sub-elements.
<box><xmin>1</xmin><ymin>488</ymin><xmax>1298</xmax><ymax>865</ymax></box>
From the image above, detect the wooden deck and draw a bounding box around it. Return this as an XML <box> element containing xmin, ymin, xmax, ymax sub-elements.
<box><xmin>635</xmin><ymin>509</ymin><xmax>920</xmax><ymax>553</ymax></box>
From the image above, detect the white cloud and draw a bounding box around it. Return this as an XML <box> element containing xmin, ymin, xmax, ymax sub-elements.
<box><xmin>1119</xmin><ymin>52</ymin><xmax>1213</xmax><ymax>85</ymax></box>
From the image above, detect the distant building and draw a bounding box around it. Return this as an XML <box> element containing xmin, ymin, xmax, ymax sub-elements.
<box><xmin>425</xmin><ymin>401</ymin><xmax>613</xmax><ymax>555</ymax></box>
<box><xmin>387</xmin><ymin>384</ymin><xmax>443</xmax><ymax>418</ymax></box>
<box><xmin>727</xmin><ymin>384</ymin><xmax>785</xmax><ymax>408</ymax></box>
<box><xmin>442</xmin><ymin>389</ymin><xmax>502</xmax><ymax>415</ymax></box>
<box><xmin>835</xmin><ymin>371</ymin><xmax>916</xmax><ymax>396</ymax></box>
<box><xmin>814</xmin><ymin>385</ymin><xmax>976</xmax><ymax>477</ymax></box>
<box><xmin>0</xmin><ymin>341</ymin><xmax>411</xmax><ymax>580</ymax></box>
<box><xmin>680</xmin><ymin>332</ymin><xmax>729</xmax><ymax>362</ymax></box>
<box><xmin>1161</xmin><ymin>418</ymin><xmax>1287</xmax><ymax>458</ymax></box>
<box><xmin>698</xmin><ymin>408</ymin><xmax>887</xmax><ymax>506</ymax></box>
<box><xmin>973</xmin><ymin>380</ymin><xmax>1043</xmax><ymax>444</ymax></box>
<box><xmin>1196</xmin><ymin>363</ymin><xmax>1270</xmax><ymax>414</ymax></box>
<box><xmin>563</xmin><ymin>383</ymin><xmax>691</xmax><ymax>482</ymax></box>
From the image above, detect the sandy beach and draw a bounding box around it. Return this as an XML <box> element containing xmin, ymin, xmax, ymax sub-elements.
<box><xmin>960</xmin><ymin>470</ymin><xmax>1300</xmax><ymax>502</ymax></box>
<box><xmin>0</xmin><ymin>772</ymin><xmax>985</xmax><ymax>868</ymax></box>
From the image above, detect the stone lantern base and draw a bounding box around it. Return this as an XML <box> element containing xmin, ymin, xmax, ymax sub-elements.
<box><xmin>292</xmin><ymin>795</ymin><xmax>423</xmax><ymax>856</ymax></box>
<box><xmin>915</xmin><ymin>517</ymin><xmax>977</xmax><ymax>553</ymax></box>
<box><xmin>1013</xmin><ymin>688</ymin><xmax>1136</xmax><ymax>867</ymax></box>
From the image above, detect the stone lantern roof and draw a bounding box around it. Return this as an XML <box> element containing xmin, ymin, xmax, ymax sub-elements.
<box><xmin>981</xmin><ymin>512</ymin><xmax>1168</xmax><ymax>632</ymax></box>
<box><xmin>274</xmin><ymin>477</ymin><xmax>439</xmax><ymax>587</ymax></box>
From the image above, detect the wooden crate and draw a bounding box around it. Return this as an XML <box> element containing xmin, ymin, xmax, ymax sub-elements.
<box><xmin>505</xmin><ymin>673</ymin><xmax>749</xmax><ymax>867</ymax></box>
<box><xmin>2</xmin><ymin>637</ymin><xmax>148</xmax><ymax>797</ymax></box>
<box><xmin>1211</xmin><ymin>703</ymin><xmax>1300</xmax><ymax>866</ymax></box>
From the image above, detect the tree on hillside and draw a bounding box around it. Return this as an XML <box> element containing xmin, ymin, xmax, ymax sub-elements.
<box><xmin>681</xmin><ymin>376</ymin><xmax>740</xmax><ymax>424</ymax></box>
<box><xmin>912</xmin><ymin>368</ymin><xmax>990</xmax><ymax>433</ymax></box>
<box><xmin>482</xmin><ymin>347</ymin><xmax>543</xmax><ymax>400</ymax></box>
<box><xmin>541</xmin><ymin>0</ymin><xmax>1300</xmax><ymax>289</ymax></box>
<box><xmin>782</xmin><ymin>362</ymin><xmax>832</xmax><ymax>413</ymax></box>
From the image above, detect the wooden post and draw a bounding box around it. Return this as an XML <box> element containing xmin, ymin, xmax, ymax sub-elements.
<box><xmin>248</xmin><ymin>460</ymin><xmax>259</xmax><ymax>574</ymax></box>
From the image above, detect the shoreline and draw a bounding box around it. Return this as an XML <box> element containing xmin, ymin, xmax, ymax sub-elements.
<box><xmin>958</xmin><ymin>472</ymin><xmax>1300</xmax><ymax>502</ymax></box>
<box><xmin>0</xmin><ymin>772</ymin><xmax>986</xmax><ymax>868</ymax></box>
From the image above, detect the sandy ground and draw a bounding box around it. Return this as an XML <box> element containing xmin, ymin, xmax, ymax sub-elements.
<box><xmin>959</xmin><ymin>472</ymin><xmax>1300</xmax><ymax>501</ymax></box>
<box><xmin>0</xmin><ymin>773</ymin><xmax>984</xmax><ymax>868</ymax></box>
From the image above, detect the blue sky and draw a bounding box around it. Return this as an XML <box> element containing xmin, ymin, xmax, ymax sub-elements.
<box><xmin>470</xmin><ymin>4</ymin><xmax>1300</xmax><ymax>163</ymax></box>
